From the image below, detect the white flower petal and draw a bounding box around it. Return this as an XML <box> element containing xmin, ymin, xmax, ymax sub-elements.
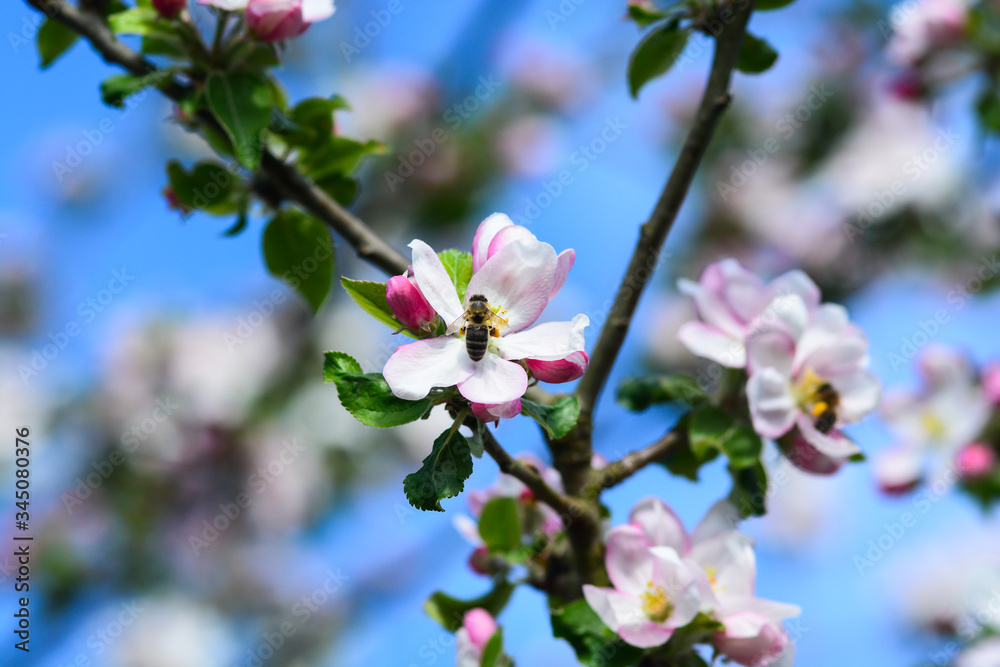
<box><xmin>494</xmin><ymin>314</ymin><xmax>588</xmax><ymax>361</ymax></box>
<box><xmin>383</xmin><ymin>336</ymin><xmax>475</xmax><ymax>400</ymax></box>
<box><xmin>746</xmin><ymin>368</ymin><xmax>797</xmax><ymax>438</ymax></box>
<box><xmin>677</xmin><ymin>322</ymin><xmax>746</xmax><ymax>368</ymax></box>
<box><xmin>549</xmin><ymin>249</ymin><xmax>575</xmax><ymax>301</ymax></box>
<box><xmin>410</xmin><ymin>240</ymin><xmax>464</xmax><ymax>325</ymax></box>
<box><xmin>466</xmin><ymin>238</ymin><xmax>557</xmax><ymax>332</ymax></box>
<box><xmin>606</xmin><ymin>525</ymin><xmax>655</xmax><ymax>597</ymax></box>
<box><xmin>827</xmin><ymin>369</ymin><xmax>881</xmax><ymax>422</ymax></box>
<box><xmin>629</xmin><ymin>497</ymin><xmax>689</xmax><ymax>552</ymax></box>
<box><xmin>456</xmin><ymin>353</ymin><xmax>528</xmax><ymax>404</ymax></box>
<box><xmin>691</xmin><ymin>500</ymin><xmax>741</xmax><ymax>546</ymax></box>
<box><xmin>746</xmin><ymin>329</ymin><xmax>795</xmax><ymax>377</ymax></box>
<box><xmin>300</xmin><ymin>0</ymin><xmax>334</xmax><ymax>21</ymax></box>
<box><xmin>796</xmin><ymin>413</ymin><xmax>862</xmax><ymax>459</ymax></box>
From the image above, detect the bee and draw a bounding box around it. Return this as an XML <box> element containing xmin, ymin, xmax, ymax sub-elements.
<box><xmin>446</xmin><ymin>294</ymin><xmax>509</xmax><ymax>361</ymax></box>
<box><xmin>810</xmin><ymin>382</ymin><xmax>840</xmax><ymax>434</ymax></box>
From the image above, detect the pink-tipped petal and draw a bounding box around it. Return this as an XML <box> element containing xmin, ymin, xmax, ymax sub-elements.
<box><xmin>714</xmin><ymin>612</ymin><xmax>790</xmax><ymax>667</ymax></box>
<box><xmin>487</xmin><ymin>224</ymin><xmax>536</xmax><ymax>262</ymax></box>
<box><xmin>472</xmin><ymin>213</ymin><xmax>515</xmax><ymax>272</ymax></box>
<box><xmin>827</xmin><ymin>368</ymin><xmax>881</xmax><ymax>422</ymax></box>
<box><xmin>466</xmin><ymin>238</ymin><xmax>558</xmax><ymax>332</ymax></box>
<box><xmin>605</xmin><ymin>525</ymin><xmax>654</xmax><ymax>597</ymax></box>
<box><xmin>745</xmin><ymin>328</ymin><xmax>795</xmax><ymax>376</ymax></box>
<box><xmin>629</xmin><ymin>497</ymin><xmax>689</xmax><ymax>553</ymax></box>
<box><xmin>246</xmin><ymin>0</ymin><xmax>306</xmax><ymax>41</ymax></box>
<box><xmin>383</xmin><ymin>336</ymin><xmax>475</xmax><ymax>400</ymax></box>
<box><xmin>457</xmin><ymin>353</ymin><xmax>528</xmax><ymax>404</ymax></box>
<box><xmin>874</xmin><ymin>446</ymin><xmax>924</xmax><ymax>494</ymax></box>
<box><xmin>495</xmin><ymin>314</ymin><xmax>588</xmax><ymax>361</ymax></box>
<box><xmin>410</xmin><ymin>240</ymin><xmax>464</xmax><ymax>326</ymax></box>
<box><xmin>783</xmin><ymin>429</ymin><xmax>847</xmax><ymax>476</ymax></box>
<box><xmin>764</xmin><ymin>270</ymin><xmax>820</xmax><ymax>314</ymax></box>
<box><xmin>471</xmin><ymin>399</ymin><xmax>522</xmax><ymax>422</ymax></box>
<box><xmin>549</xmin><ymin>249</ymin><xmax>575</xmax><ymax>301</ymax></box>
<box><xmin>796</xmin><ymin>413</ymin><xmax>862</xmax><ymax>460</ymax></box>
<box><xmin>525</xmin><ymin>351</ymin><xmax>588</xmax><ymax>384</ymax></box>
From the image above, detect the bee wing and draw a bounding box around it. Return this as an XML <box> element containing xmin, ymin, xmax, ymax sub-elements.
<box><xmin>445</xmin><ymin>311</ymin><xmax>471</xmax><ymax>335</ymax></box>
<box><xmin>491</xmin><ymin>311</ymin><xmax>510</xmax><ymax>331</ymax></box>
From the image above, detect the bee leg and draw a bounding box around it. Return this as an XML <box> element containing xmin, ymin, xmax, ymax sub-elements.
<box><xmin>459</xmin><ymin>327</ymin><xmax>466</xmax><ymax>335</ymax></box>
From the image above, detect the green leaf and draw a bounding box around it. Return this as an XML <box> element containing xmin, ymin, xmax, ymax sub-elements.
<box><xmin>520</xmin><ymin>397</ymin><xmax>580</xmax><ymax>439</ymax></box>
<box><xmin>262</xmin><ymin>210</ymin><xmax>334</xmax><ymax>313</ymax></box>
<box><xmin>299</xmin><ymin>136</ymin><xmax>385</xmax><ymax>179</ymax></box>
<box><xmin>205</xmin><ymin>72</ymin><xmax>275</xmax><ymax>169</ymax></box>
<box><xmin>165</xmin><ymin>160</ymin><xmax>243</xmax><ymax>215</ymax></box>
<box><xmin>100</xmin><ymin>73</ymin><xmax>156</xmax><ymax>108</ymax></box>
<box><xmin>660</xmin><ymin>613</ymin><xmax>725</xmax><ymax>659</ymax></box>
<box><xmin>141</xmin><ymin>34</ymin><xmax>186</xmax><ymax>58</ymax></box>
<box><xmin>468</xmin><ymin>423</ymin><xmax>485</xmax><ymax>459</ymax></box>
<box><xmin>728</xmin><ymin>460</ymin><xmax>769</xmax><ymax>518</ymax></box>
<box><xmin>323</xmin><ymin>351</ymin><xmax>433</xmax><ymax>428</ymax></box>
<box><xmin>404</xmin><ymin>427</ymin><xmax>475</xmax><ymax>511</ymax></box>
<box><xmin>37</xmin><ymin>19</ymin><xmax>78</xmax><ymax>68</ymax></box>
<box><xmin>314</xmin><ymin>173</ymin><xmax>360</xmax><ymax>206</ymax></box>
<box><xmin>616</xmin><ymin>374</ymin><xmax>707</xmax><ymax>412</ymax></box>
<box><xmin>424</xmin><ymin>578</ymin><xmax>515</xmax><ymax>632</ymax></box>
<box><xmin>628</xmin><ymin>20</ymin><xmax>689</xmax><ymax>98</ymax></box>
<box><xmin>977</xmin><ymin>90</ymin><xmax>1000</xmax><ymax>132</ymax></box>
<box><xmin>438</xmin><ymin>250</ymin><xmax>474</xmax><ymax>303</ymax></box>
<box><xmin>478</xmin><ymin>497</ymin><xmax>523</xmax><ymax>553</ymax></box>
<box><xmin>757</xmin><ymin>0</ymin><xmax>796</xmax><ymax>9</ymax></box>
<box><xmin>283</xmin><ymin>95</ymin><xmax>350</xmax><ymax>145</ymax></box>
<box><xmin>737</xmin><ymin>32</ymin><xmax>779</xmax><ymax>74</ymax></box>
<box><xmin>480</xmin><ymin>628</ymin><xmax>506</xmax><ymax>667</ymax></box>
<box><xmin>689</xmin><ymin>406</ymin><xmax>762</xmax><ymax>469</ymax></box>
<box><xmin>340</xmin><ymin>278</ymin><xmax>410</xmax><ymax>334</ymax></box>
<box><xmin>107</xmin><ymin>7</ymin><xmax>172</xmax><ymax>36</ymax></box>
<box><xmin>550</xmin><ymin>599</ymin><xmax>647</xmax><ymax>667</ymax></box>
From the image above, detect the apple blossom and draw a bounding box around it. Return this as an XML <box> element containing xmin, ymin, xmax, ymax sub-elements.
<box><xmin>582</xmin><ymin>525</ymin><xmax>703</xmax><ymax>648</ymax></box>
<box><xmin>455</xmin><ymin>608</ymin><xmax>498</xmax><ymax>667</ymax></box>
<box><xmin>745</xmin><ymin>294</ymin><xmax>881</xmax><ymax>466</ymax></box>
<box><xmin>199</xmin><ymin>0</ymin><xmax>335</xmax><ymax>42</ymax></box>
<box><xmin>886</xmin><ymin>0</ymin><xmax>968</xmax><ymax>67</ymax></box>
<box><xmin>383</xmin><ymin>214</ymin><xmax>589</xmax><ymax>411</ymax></box>
<box><xmin>875</xmin><ymin>345</ymin><xmax>990</xmax><ymax>493</ymax></box>
<box><xmin>462</xmin><ymin>453</ymin><xmax>566</xmax><ymax>539</ymax></box>
<box><xmin>677</xmin><ymin>258</ymin><xmax>820</xmax><ymax>368</ymax></box>
<box><xmin>623</xmin><ymin>498</ymin><xmax>800</xmax><ymax>665</ymax></box>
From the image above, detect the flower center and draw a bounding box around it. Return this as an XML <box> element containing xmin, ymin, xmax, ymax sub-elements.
<box><xmin>794</xmin><ymin>368</ymin><xmax>840</xmax><ymax>434</ymax></box>
<box><xmin>921</xmin><ymin>412</ymin><xmax>947</xmax><ymax>443</ymax></box>
<box><xmin>640</xmin><ymin>582</ymin><xmax>673</xmax><ymax>623</ymax></box>
<box><xmin>704</xmin><ymin>565</ymin><xmax>726</xmax><ymax>595</ymax></box>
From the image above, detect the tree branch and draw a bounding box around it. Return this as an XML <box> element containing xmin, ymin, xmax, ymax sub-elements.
<box><xmin>25</xmin><ymin>0</ymin><xmax>410</xmax><ymax>277</ymax></box>
<box><xmin>574</xmin><ymin>4</ymin><xmax>755</xmax><ymax>420</ymax></box>
<box><xmin>591</xmin><ymin>430</ymin><xmax>681</xmax><ymax>491</ymax></box>
<box><xmin>480</xmin><ymin>428</ymin><xmax>595</xmax><ymax>528</ymax></box>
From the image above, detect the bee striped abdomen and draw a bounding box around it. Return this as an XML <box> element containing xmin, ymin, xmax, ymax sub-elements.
<box><xmin>465</xmin><ymin>326</ymin><xmax>489</xmax><ymax>361</ymax></box>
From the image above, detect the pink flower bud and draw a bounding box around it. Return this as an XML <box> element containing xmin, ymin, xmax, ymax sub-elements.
<box><xmin>468</xmin><ymin>546</ymin><xmax>491</xmax><ymax>575</ymax></box>
<box><xmin>246</xmin><ymin>0</ymin><xmax>308</xmax><ymax>42</ymax></box>
<box><xmin>462</xmin><ymin>609</ymin><xmax>497</xmax><ymax>651</ymax></box>
<box><xmin>957</xmin><ymin>442</ymin><xmax>996</xmax><ymax>479</ymax></box>
<box><xmin>153</xmin><ymin>0</ymin><xmax>185</xmax><ymax>18</ymax></box>
<box><xmin>714</xmin><ymin>612</ymin><xmax>790</xmax><ymax>667</ymax></box>
<box><xmin>526</xmin><ymin>351</ymin><xmax>588</xmax><ymax>384</ymax></box>
<box><xmin>471</xmin><ymin>399</ymin><xmax>522</xmax><ymax>423</ymax></box>
<box><xmin>784</xmin><ymin>429</ymin><xmax>846</xmax><ymax>476</ymax></box>
<box><xmin>386</xmin><ymin>273</ymin><xmax>437</xmax><ymax>331</ymax></box>
<box><xmin>983</xmin><ymin>363</ymin><xmax>1000</xmax><ymax>406</ymax></box>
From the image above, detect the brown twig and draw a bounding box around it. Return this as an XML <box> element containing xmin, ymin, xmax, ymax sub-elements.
<box><xmin>591</xmin><ymin>430</ymin><xmax>682</xmax><ymax>492</ymax></box>
<box><xmin>25</xmin><ymin>0</ymin><xmax>409</xmax><ymax>276</ymax></box>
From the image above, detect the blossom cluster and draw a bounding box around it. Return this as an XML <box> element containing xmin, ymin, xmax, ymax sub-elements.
<box><xmin>156</xmin><ymin>0</ymin><xmax>337</xmax><ymax>42</ymax></box>
<box><xmin>677</xmin><ymin>259</ymin><xmax>881</xmax><ymax>474</ymax></box>
<box><xmin>876</xmin><ymin>344</ymin><xmax>1000</xmax><ymax>495</ymax></box>
<box><xmin>583</xmin><ymin>498</ymin><xmax>799</xmax><ymax>666</ymax></box>
<box><xmin>382</xmin><ymin>213</ymin><xmax>589</xmax><ymax>422</ymax></box>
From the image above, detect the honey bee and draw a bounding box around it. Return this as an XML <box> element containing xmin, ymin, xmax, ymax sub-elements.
<box><xmin>446</xmin><ymin>294</ymin><xmax>509</xmax><ymax>361</ymax></box>
<box><xmin>810</xmin><ymin>382</ymin><xmax>840</xmax><ymax>434</ymax></box>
